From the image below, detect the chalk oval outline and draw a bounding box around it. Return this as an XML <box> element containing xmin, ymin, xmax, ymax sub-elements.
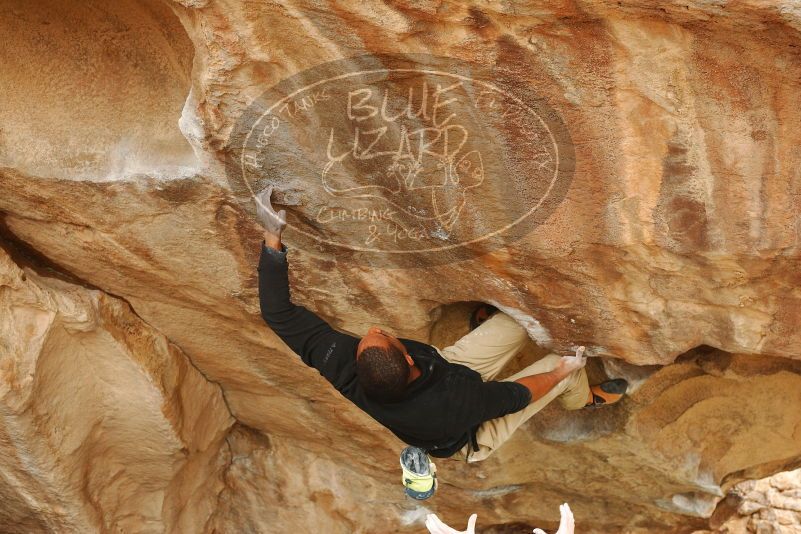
<box><xmin>239</xmin><ymin>65</ymin><xmax>564</xmax><ymax>254</ymax></box>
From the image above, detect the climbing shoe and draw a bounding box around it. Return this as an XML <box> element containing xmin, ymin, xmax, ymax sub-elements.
<box><xmin>585</xmin><ymin>378</ymin><xmax>628</xmax><ymax>407</ymax></box>
<box><xmin>469</xmin><ymin>304</ymin><xmax>498</xmax><ymax>331</ymax></box>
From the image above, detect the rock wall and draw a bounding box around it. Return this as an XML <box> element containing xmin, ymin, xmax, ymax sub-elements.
<box><xmin>0</xmin><ymin>244</ymin><xmax>233</xmax><ymax>532</ymax></box>
<box><xmin>1</xmin><ymin>0</ymin><xmax>800</xmax><ymax>532</ymax></box>
<box><xmin>708</xmin><ymin>469</ymin><xmax>801</xmax><ymax>533</ymax></box>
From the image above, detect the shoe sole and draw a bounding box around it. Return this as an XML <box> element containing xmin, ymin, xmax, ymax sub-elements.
<box><xmin>586</xmin><ymin>379</ymin><xmax>629</xmax><ymax>408</ymax></box>
<box><xmin>599</xmin><ymin>378</ymin><xmax>628</xmax><ymax>395</ymax></box>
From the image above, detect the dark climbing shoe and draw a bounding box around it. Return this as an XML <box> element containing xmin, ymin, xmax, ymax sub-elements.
<box><xmin>585</xmin><ymin>378</ymin><xmax>628</xmax><ymax>407</ymax></box>
<box><xmin>469</xmin><ymin>304</ymin><xmax>498</xmax><ymax>331</ymax></box>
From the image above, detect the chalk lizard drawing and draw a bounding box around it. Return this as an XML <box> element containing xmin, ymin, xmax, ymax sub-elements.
<box><xmin>321</xmin><ymin>121</ymin><xmax>485</xmax><ymax>232</ymax></box>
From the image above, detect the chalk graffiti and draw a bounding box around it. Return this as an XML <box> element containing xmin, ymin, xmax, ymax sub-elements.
<box><xmin>322</xmin><ymin>82</ymin><xmax>485</xmax><ymax>232</ymax></box>
<box><xmin>226</xmin><ymin>54</ymin><xmax>574</xmax><ymax>266</ymax></box>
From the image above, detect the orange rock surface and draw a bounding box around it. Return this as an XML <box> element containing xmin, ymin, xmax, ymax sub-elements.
<box><xmin>1</xmin><ymin>0</ymin><xmax>800</xmax><ymax>531</ymax></box>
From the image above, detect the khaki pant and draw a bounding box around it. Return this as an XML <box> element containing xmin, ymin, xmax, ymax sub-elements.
<box><xmin>436</xmin><ymin>312</ymin><xmax>589</xmax><ymax>463</ymax></box>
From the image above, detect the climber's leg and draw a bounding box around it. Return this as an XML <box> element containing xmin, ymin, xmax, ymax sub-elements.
<box><xmin>459</xmin><ymin>353</ymin><xmax>590</xmax><ymax>463</ymax></box>
<box><xmin>436</xmin><ymin>312</ymin><xmax>529</xmax><ymax>381</ymax></box>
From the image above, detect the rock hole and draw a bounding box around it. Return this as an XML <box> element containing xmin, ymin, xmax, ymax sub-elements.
<box><xmin>428</xmin><ymin>301</ymin><xmax>552</xmax><ymax>377</ymax></box>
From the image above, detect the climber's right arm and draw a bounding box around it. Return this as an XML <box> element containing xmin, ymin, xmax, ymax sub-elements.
<box><xmin>255</xmin><ymin>185</ymin><xmax>286</xmax><ymax>251</ymax></box>
<box><xmin>258</xmin><ymin>243</ymin><xmax>333</xmax><ymax>359</ymax></box>
<box><xmin>257</xmin><ymin>243</ymin><xmax>359</xmax><ymax>385</ymax></box>
<box><xmin>254</xmin><ymin>186</ymin><xmax>360</xmax><ymax>387</ymax></box>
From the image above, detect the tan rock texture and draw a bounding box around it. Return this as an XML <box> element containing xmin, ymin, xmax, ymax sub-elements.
<box><xmin>0</xmin><ymin>244</ymin><xmax>233</xmax><ymax>532</ymax></box>
<box><xmin>698</xmin><ymin>469</ymin><xmax>801</xmax><ymax>533</ymax></box>
<box><xmin>1</xmin><ymin>0</ymin><xmax>801</xmax><ymax>532</ymax></box>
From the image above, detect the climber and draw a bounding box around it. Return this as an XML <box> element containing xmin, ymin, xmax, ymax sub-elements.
<box><xmin>255</xmin><ymin>186</ymin><xmax>628</xmax><ymax>462</ymax></box>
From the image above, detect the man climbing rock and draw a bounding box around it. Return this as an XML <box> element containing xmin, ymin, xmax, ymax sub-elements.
<box><xmin>256</xmin><ymin>187</ymin><xmax>628</xmax><ymax>462</ymax></box>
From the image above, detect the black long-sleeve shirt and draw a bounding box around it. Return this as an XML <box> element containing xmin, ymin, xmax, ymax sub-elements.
<box><xmin>258</xmin><ymin>243</ymin><xmax>531</xmax><ymax>457</ymax></box>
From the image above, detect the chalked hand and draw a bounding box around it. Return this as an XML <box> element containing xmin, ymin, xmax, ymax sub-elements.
<box><xmin>255</xmin><ymin>185</ymin><xmax>287</xmax><ymax>236</ymax></box>
<box><xmin>558</xmin><ymin>346</ymin><xmax>587</xmax><ymax>374</ymax></box>
<box><xmin>425</xmin><ymin>513</ymin><xmax>477</xmax><ymax>534</ymax></box>
<box><xmin>532</xmin><ymin>503</ymin><xmax>575</xmax><ymax>534</ymax></box>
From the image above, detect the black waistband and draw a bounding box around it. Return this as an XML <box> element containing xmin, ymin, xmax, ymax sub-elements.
<box><xmin>426</xmin><ymin>426</ymin><xmax>480</xmax><ymax>459</ymax></box>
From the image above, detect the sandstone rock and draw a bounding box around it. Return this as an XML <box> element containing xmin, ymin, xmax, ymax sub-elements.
<box><xmin>0</xmin><ymin>244</ymin><xmax>234</xmax><ymax>532</ymax></box>
<box><xmin>718</xmin><ymin>469</ymin><xmax>801</xmax><ymax>534</ymax></box>
<box><xmin>1</xmin><ymin>0</ymin><xmax>800</xmax><ymax>532</ymax></box>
